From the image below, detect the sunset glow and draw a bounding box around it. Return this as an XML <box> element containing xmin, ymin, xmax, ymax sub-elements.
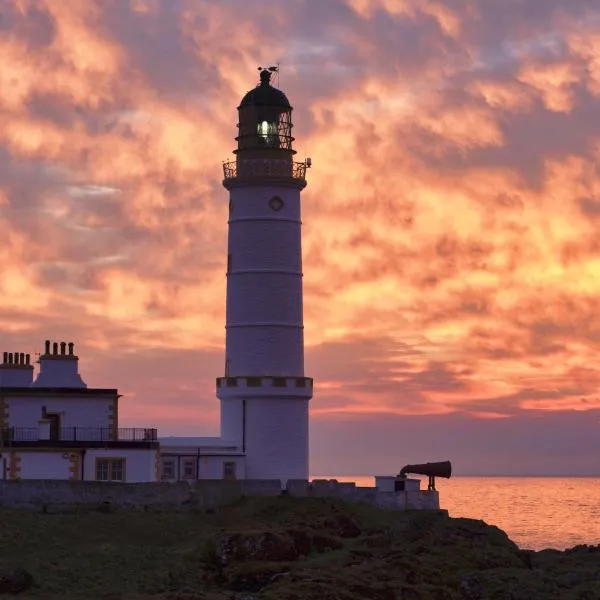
<box><xmin>1</xmin><ymin>0</ymin><xmax>599</xmax><ymax>475</ymax></box>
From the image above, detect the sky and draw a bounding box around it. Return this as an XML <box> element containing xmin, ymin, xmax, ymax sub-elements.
<box><xmin>1</xmin><ymin>0</ymin><xmax>600</xmax><ymax>476</ymax></box>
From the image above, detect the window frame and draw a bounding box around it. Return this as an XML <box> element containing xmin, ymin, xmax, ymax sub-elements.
<box><xmin>161</xmin><ymin>458</ymin><xmax>176</xmax><ymax>480</ymax></box>
<box><xmin>182</xmin><ymin>458</ymin><xmax>196</xmax><ymax>480</ymax></box>
<box><xmin>95</xmin><ymin>458</ymin><xmax>126</xmax><ymax>482</ymax></box>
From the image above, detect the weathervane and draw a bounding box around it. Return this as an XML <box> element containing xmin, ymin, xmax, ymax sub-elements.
<box><xmin>258</xmin><ymin>65</ymin><xmax>280</xmax><ymax>86</ymax></box>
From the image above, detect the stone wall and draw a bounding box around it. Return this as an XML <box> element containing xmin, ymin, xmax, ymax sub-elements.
<box><xmin>0</xmin><ymin>478</ymin><xmax>440</xmax><ymax>512</ymax></box>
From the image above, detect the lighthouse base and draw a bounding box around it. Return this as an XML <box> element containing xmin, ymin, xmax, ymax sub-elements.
<box><xmin>220</xmin><ymin>396</ymin><xmax>309</xmax><ymax>485</ymax></box>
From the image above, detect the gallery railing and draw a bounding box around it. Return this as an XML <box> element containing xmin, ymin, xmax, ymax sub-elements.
<box><xmin>0</xmin><ymin>427</ymin><xmax>158</xmax><ymax>443</ymax></box>
<box><xmin>223</xmin><ymin>159</ymin><xmax>307</xmax><ymax>181</ymax></box>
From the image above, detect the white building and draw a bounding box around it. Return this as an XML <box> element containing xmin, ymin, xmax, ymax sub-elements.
<box><xmin>0</xmin><ymin>71</ymin><xmax>313</xmax><ymax>486</ymax></box>
<box><xmin>0</xmin><ymin>341</ymin><xmax>157</xmax><ymax>482</ymax></box>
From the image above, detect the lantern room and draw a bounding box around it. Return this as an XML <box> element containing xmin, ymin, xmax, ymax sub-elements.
<box><xmin>223</xmin><ymin>68</ymin><xmax>309</xmax><ymax>188</ymax></box>
<box><xmin>235</xmin><ymin>68</ymin><xmax>295</xmax><ymax>156</ymax></box>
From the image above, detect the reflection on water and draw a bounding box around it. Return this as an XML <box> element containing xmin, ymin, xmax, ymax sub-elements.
<box><xmin>316</xmin><ymin>475</ymin><xmax>600</xmax><ymax>551</ymax></box>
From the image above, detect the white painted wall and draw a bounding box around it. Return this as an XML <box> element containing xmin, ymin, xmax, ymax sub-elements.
<box><xmin>83</xmin><ymin>448</ymin><xmax>157</xmax><ymax>483</ymax></box>
<box><xmin>0</xmin><ymin>366</ymin><xmax>34</xmax><ymax>386</ymax></box>
<box><xmin>219</xmin><ymin>179</ymin><xmax>312</xmax><ymax>485</ymax></box>
<box><xmin>226</xmin><ymin>185</ymin><xmax>305</xmax><ymax>376</ymax></box>
<box><xmin>220</xmin><ymin>398</ymin><xmax>244</xmax><ymax>448</ymax></box>
<box><xmin>244</xmin><ymin>398</ymin><xmax>308</xmax><ymax>482</ymax></box>
<box><xmin>33</xmin><ymin>356</ymin><xmax>86</xmax><ymax>388</ymax></box>
<box><xmin>17</xmin><ymin>451</ymin><xmax>71</xmax><ymax>480</ymax></box>
<box><xmin>159</xmin><ymin>450</ymin><xmax>246</xmax><ymax>481</ymax></box>
<box><xmin>6</xmin><ymin>395</ymin><xmax>114</xmax><ymax>430</ymax></box>
<box><xmin>197</xmin><ymin>455</ymin><xmax>246</xmax><ymax>479</ymax></box>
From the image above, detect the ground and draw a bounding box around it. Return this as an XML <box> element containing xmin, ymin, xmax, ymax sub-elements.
<box><xmin>0</xmin><ymin>496</ymin><xmax>597</xmax><ymax>599</ymax></box>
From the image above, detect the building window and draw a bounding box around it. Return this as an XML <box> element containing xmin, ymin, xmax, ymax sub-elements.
<box><xmin>161</xmin><ymin>458</ymin><xmax>175</xmax><ymax>480</ymax></box>
<box><xmin>223</xmin><ymin>461</ymin><xmax>236</xmax><ymax>479</ymax></box>
<box><xmin>227</xmin><ymin>254</ymin><xmax>232</xmax><ymax>272</ymax></box>
<box><xmin>95</xmin><ymin>458</ymin><xmax>125</xmax><ymax>482</ymax></box>
<box><xmin>182</xmin><ymin>458</ymin><xmax>196</xmax><ymax>480</ymax></box>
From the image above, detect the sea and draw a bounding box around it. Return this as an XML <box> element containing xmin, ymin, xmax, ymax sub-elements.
<box><xmin>319</xmin><ymin>476</ymin><xmax>600</xmax><ymax>551</ymax></box>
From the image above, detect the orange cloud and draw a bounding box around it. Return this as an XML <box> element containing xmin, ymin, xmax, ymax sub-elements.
<box><xmin>1</xmin><ymin>0</ymin><xmax>600</xmax><ymax>473</ymax></box>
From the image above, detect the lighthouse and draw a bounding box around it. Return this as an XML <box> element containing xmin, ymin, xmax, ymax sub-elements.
<box><xmin>216</xmin><ymin>69</ymin><xmax>313</xmax><ymax>483</ymax></box>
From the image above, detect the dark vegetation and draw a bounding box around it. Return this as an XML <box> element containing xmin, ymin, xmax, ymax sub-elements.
<box><xmin>0</xmin><ymin>496</ymin><xmax>597</xmax><ymax>599</ymax></box>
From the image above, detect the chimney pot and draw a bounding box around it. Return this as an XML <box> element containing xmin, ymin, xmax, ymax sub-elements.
<box><xmin>60</xmin><ymin>342</ymin><xmax>66</xmax><ymax>355</ymax></box>
<box><xmin>2</xmin><ymin>352</ymin><xmax>7</xmax><ymax>364</ymax></box>
<box><xmin>45</xmin><ymin>340</ymin><xmax>50</xmax><ymax>355</ymax></box>
<box><xmin>26</xmin><ymin>354</ymin><xmax>30</xmax><ymax>365</ymax></box>
<box><xmin>7</xmin><ymin>353</ymin><xmax>13</xmax><ymax>364</ymax></box>
<box><xmin>68</xmin><ymin>342</ymin><xmax>74</xmax><ymax>355</ymax></box>
<box><xmin>19</xmin><ymin>352</ymin><xmax>25</xmax><ymax>365</ymax></box>
<box><xmin>53</xmin><ymin>342</ymin><xmax>58</xmax><ymax>355</ymax></box>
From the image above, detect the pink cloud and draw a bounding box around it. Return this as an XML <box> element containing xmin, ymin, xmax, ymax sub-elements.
<box><xmin>0</xmin><ymin>0</ymin><xmax>599</xmax><ymax>473</ymax></box>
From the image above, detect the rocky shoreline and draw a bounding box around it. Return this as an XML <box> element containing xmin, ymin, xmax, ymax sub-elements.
<box><xmin>0</xmin><ymin>496</ymin><xmax>597</xmax><ymax>599</ymax></box>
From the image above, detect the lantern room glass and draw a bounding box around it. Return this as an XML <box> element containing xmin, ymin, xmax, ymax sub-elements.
<box><xmin>236</xmin><ymin>104</ymin><xmax>294</xmax><ymax>152</ymax></box>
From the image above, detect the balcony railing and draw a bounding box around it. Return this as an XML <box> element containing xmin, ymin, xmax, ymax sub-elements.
<box><xmin>0</xmin><ymin>427</ymin><xmax>157</xmax><ymax>443</ymax></box>
<box><xmin>223</xmin><ymin>159</ymin><xmax>307</xmax><ymax>181</ymax></box>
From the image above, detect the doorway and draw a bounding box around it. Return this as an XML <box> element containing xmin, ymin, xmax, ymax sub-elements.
<box><xmin>46</xmin><ymin>413</ymin><xmax>61</xmax><ymax>441</ymax></box>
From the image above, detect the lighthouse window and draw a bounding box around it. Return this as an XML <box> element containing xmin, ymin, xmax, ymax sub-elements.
<box><xmin>269</xmin><ymin>196</ymin><xmax>284</xmax><ymax>211</ymax></box>
<box><xmin>258</xmin><ymin>120</ymin><xmax>277</xmax><ymax>145</ymax></box>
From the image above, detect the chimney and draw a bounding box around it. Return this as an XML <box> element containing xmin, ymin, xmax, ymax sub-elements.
<box><xmin>33</xmin><ymin>339</ymin><xmax>86</xmax><ymax>389</ymax></box>
<box><xmin>45</xmin><ymin>340</ymin><xmax>51</xmax><ymax>355</ymax></box>
<box><xmin>0</xmin><ymin>348</ymin><xmax>34</xmax><ymax>385</ymax></box>
<box><xmin>26</xmin><ymin>354</ymin><xmax>30</xmax><ymax>365</ymax></box>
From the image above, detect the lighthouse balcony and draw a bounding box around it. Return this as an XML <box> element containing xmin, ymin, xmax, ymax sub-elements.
<box><xmin>222</xmin><ymin>159</ymin><xmax>307</xmax><ymax>188</ymax></box>
<box><xmin>216</xmin><ymin>375</ymin><xmax>313</xmax><ymax>399</ymax></box>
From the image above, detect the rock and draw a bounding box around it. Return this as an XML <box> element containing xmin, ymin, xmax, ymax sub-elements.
<box><xmin>310</xmin><ymin>531</ymin><xmax>343</xmax><ymax>552</ymax></box>
<box><xmin>226</xmin><ymin>563</ymin><xmax>290</xmax><ymax>593</ymax></box>
<box><xmin>0</xmin><ymin>568</ymin><xmax>33</xmax><ymax>594</ymax></box>
<box><xmin>285</xmin><ymin>528</ymin><xmax>313</xmax><ymax>556</ymax></box>
<box><xmin>215</xmin><ymin>532</ymin><xmax>299</xmax><ymax>566</ymax></box>
<box><xmin>285</xmin><ymin>528</ymin><xmax>343</xmax><ymax>555</ymax></box>
<box><xmin>320</xmin><ymin>514</ymin><xmax>362</xmax><ymax>538</ymax></box>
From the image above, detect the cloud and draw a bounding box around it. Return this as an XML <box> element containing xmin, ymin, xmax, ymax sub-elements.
<box><xmin>0</xmin><ymin>0</ymin><xmax>599</xmax><ymax>473</ymax></box>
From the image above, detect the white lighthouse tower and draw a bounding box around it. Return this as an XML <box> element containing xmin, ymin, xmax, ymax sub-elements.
<box><xmin>216</xmin><ymin>68</ymin><xmax>313</xmax><ymax>484</ymax></box>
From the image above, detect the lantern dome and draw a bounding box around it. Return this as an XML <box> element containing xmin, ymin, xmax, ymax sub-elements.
<box><xmin>239</xmin><ymin>70</ymin><xmax>291</xmax><ymax>109</ymax></box>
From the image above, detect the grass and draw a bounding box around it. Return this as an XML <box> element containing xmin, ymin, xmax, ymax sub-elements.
<box><xmin>0</xmin><ymin>496</ymin><xmax>595</xmax><ymax>600</ymax></box>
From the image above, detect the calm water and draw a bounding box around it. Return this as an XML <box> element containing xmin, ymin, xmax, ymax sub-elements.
<box><xmin>319</xmin><ymin>476</ymin><xmax>600</xmax><ymax>551</ymax></box>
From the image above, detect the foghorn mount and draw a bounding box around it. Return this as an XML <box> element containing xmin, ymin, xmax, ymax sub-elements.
<box><xmin>398</xmin><ymin>461</ymin><xmax>452</xmax><ymax>491</ymax></box>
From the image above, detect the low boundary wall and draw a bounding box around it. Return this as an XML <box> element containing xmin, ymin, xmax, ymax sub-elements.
<box><xmin>0</xmin><ymin>478</ymin><xmax>439</xmax><ymax>512</ymax></box>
